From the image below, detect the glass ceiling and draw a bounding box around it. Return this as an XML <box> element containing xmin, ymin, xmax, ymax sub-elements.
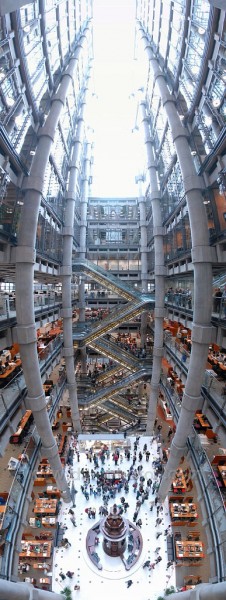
<box><xmin>88</xmin><ymin>0</ymin><xmax>145</xmax><ymax>197</ymax></box>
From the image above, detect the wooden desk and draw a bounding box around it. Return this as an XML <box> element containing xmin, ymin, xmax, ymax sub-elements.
<box><xmin>10</xmin><ymin>410</ymin><xmax>33</xmax><ymax>444</ymax></box>
<box><xmin>34</xmin><ymin>499</ymin><xmax>57</xmax><ymax>515</ymax></box>
<box><xmin>19</xmin><ymin>540</ymin><xmax>52</xmax><ymax>559</ymax></box>
<box><xmin>170</xmin><ymin>503</ymin><xmax>198</xmax><ymax>521</ymax></box>
<box><xmin>33</xmin><ymin>562</ymin><xmax>51</xmax><ymax>570</ymax></box>
<box><xmin>0</xmin><ymin>358</ymin><xmax>21</xmax><ymax>380</ymax></box>
<box><xmin>36</xmin><ymin>465</ymin><xmax>53</xmax><ymax>478</ymax></box>
<box><xmin>175</xmin><ymin>540</ymin><xmax>204</xmax><ymax>560</ymax></box>
<box><xmin>42</xmin><ymin>516</ymin><xmax>57</xmax><ymax>527</ymax></box>
<box><xmin>218</xmin><ymin>465</ymin><xmax>226</xmax><ymax>487</ymax></box>
<box><xmin>172</xmin><ymin>469</ymin><xmax>187</xmax><ymax>493</ymax></box>
<box><xmin>0</xmin><ymin>505</ymin><xmax>7</xmax><ymax>530</ymax></box>
<box><xmin>195</xmin><ymin>413</ymin><xmax>212</xmax><ymax>429</ymax></box>
<box><xmin>39</xmin><ymin>577</ymin><xmax>51</xmax><ymax>584</ymax></box>
<box><xmin>46</xmin><ymin>486</ymin><xmax>61</xmax><ymax>498</ymax></box>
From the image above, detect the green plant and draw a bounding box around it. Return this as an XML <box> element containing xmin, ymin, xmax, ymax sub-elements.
<box><xmin>61</xmin><ymin>586</ymin><xmax>72</xmax><ymax>600</ymax></box>
<box><xmin>157</xmin><ymin>587</ymin><xmax>176</xmax><ymax>600</ymax></box>
<box><xmin>165</xmin><ymin>586</ymin><xmax>176</xmax><ymax>596</ymax></box>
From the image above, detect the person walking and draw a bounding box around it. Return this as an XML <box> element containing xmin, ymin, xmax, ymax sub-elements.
<box><xmin>143</xmin><ymin>560</ymin><xmax>150</xmax><ymax>568</ymax></box>
<box><xmin>70</xmin><ymin>516</ymin><xmax>77</xmax><ymax>527</ymax></box>
<box><xmin>155</xmin><ymin>556</ymin><xmax>162</xmax><ymax>564</ymax></box>
<box><xmin>66</xmin><ymin>571</ymin><xmax>74</xmax><ymax>578</ymax></box>
<box><xmin>59</xmin><ymin>572</ymin><xmax>66</xmax><ymax>580</ymax></box>
<box><xmin>126</xmin><ymin>580</ymin><xmax>133</xmax><ymax>588</ymax></box>
<box><xmin>136</xmin><ymin>518</ymin><xmax>142</xmax><ymax>528</ymax></box>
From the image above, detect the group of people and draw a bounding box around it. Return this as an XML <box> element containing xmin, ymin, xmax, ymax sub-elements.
<box><xmin>55</xmin><ymin>427</ymin><xmax>177</xmax><ymax>593</ymax></box>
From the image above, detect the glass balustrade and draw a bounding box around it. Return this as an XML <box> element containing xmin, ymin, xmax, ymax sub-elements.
<box><xmin>80</xmin><ymin>368</ymin><xmax>152</xmax><ymax>408</ymax></box>
<box><xmin>73</xmin><ymin>258</ymin><xmax>155</xmax><ymax>301</ymax></box>
<box><xmin>0</xmin><ymin>378</ymin><xmax>65</xmax><ymax>577</ymax></box>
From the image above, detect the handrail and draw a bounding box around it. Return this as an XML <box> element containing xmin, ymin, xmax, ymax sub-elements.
<box><xmin>160</xmin><ymin>379</ymin><xmax>225</xmax><ymax>580</ymax></box>
<box><xmin>74</xmin><ymin>299</ymin><xmax>152</xmax><ymax>346</ymax></box>
<box><xmin>1</xmin><ymin>378</ymin><xmax>66</xmax><ymax>579</ymax></box>
<box><xmin>187</xmin><ymin>438</ymin><xmax>225</xmax><ymax>581</ymax></box>
<box><xmin>73</xmin><ymin>257</ymin><xmax>155</xmax><ymax>302</ymax></box>
<box><xmin>0</xmin><ymin>338</ymin><xmax>63</xmax><ymax>435</ymax></box>
<box><xmin>79</xmin><ymin>366</ymin><xmax>152</xmax><ymax>407</ymax></box>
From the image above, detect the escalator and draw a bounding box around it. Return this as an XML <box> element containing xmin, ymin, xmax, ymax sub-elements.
<box><xmin>89</xmin><ymin>337</ymin><xmax>142</xmax><ymax>371</ymax></box>
<box><xmin>79</xmin><ymin>367</ymin><xmax>152</xmax><ymax>409</ymax></box>
<box><xmin>73</xmin><ymin>258</ymin><xmax>153</xmax><ymax>424</ymax></box>
<box><xmin>73</xmin><ymin>298</ymin><xmax>152</xmax><ymax>346</ymax></box>
<box><xmin>73</xmin><ymin>258</ymin><xmax>154</xmax><ymax>302</ymax></box>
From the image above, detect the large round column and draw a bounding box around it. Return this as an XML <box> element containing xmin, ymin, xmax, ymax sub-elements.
<box><xmin>61</xmin><ymin>90</ymin><xmax>89</xmax><ymax>433</ymax></box>
<box><xmin>15</xmin><ymin>29</ymin><xmax>90</xmax><ymax>500</ymax></box>
<box><xmin>79</xmin><ymin>143</ymin><xmax>91</xmax><ymax>376</ymax></box>
<box><xmin>137</xmin><ymin>176</ymin><xmax>148</xmax><ymax>348</ymax></box>
<box><xmin>0</xmin><ymin>579</ymin><xmax>62</xmax><ymax>600</ymax></box>
<box><xmin>138</xmin><ymin>27</ymin><xmax>213</xmax><ymax>499</ymax></box>
<box><xmin>140</xmin><ymin>103</ymin><xmax>166</xmax><ymax>435</ymax></box>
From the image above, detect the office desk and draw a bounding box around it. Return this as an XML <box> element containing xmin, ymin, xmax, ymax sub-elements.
<box><xmin>42</xmin><ymin>516</ymin><xmax>57</xmax><ymax>527</ymax></box>
<box><xmin>34</xmin><ymin>499</ymin><xmax>57</xmax><ymax>515</ymax></box>
<box><xmin>172</xmin><ymin>469</ymin><xmax>187</xmax><ymax>493</ymax></box>
<box><xmin>218</xmin><ymin>465</ymin><xmax>226</xmax><ymax>487</ymax></box>
<box><xmin>0</xmin><ymin>359</ymin><xmax>21</xmax><ymax>382</ymax></box>
<box><xmin>195</xmin><ymin>413</ymin><xmax>212</xmax><ymax>429</ymax></box>
<box><xmin>36</xmin><ymin>465</ymin><xmax>53</xmax><ymax>478</ymax></box>
<box><xmin>19</xmin><ymin>540</ymin><xmax>52</xmax><ymax>559</ymax></box>
<box><xmin>0</xmin><ymin>505</ymin><xmax>7</xmax><ymax>530</ymax></box>
<box><xmin>175</xmin><ymin>540</ymin><xmax>204</xmax><ymax>560</ymax></box>
<box><xmin>46</xmin><ymin>486</ymin><xmax>61</xmax><ymax>498</ymax></box>
<box><xmin>10</xmin><ymin>410</ymin><xmax>33</xmax><ymax>444</ymax></box>
<box><xmin>170</xmin><ymin>503</ymin><xmax>198</xmax><ymax>521</ymax></box>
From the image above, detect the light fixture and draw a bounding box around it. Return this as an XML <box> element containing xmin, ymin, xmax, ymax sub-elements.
<box><xmin>212</xmin><ymin>98</ymin><xmax>221</xmax><ymax>108</ymax></box>
<box><xmin>191</xmin><ymin>150</ymin><xmax>197</xmax><ymax>156</ymax></box>
<box><xmin>198</xmin><ymin>27</ymin><xmax>205</xmax><ymax>35</ymax></box>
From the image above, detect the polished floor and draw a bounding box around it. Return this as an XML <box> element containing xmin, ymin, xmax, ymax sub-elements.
<box><xmin>52</xmin><ymin>434</ymin><xmax>176</xmax><ymax>600</ymax></box>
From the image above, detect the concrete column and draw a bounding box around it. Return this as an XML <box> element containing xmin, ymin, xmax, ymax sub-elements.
<box><xmin>0</xmin><ymin>0</ymin><xmax>32</xmax><ymax>15</ymax></box>
<box><xmin>137</xmin><ymin>176</ymin><xmax>148</xmax><ymax>348</ymax></box>
<box><xmin>15</xmin><ymin>29</ymin><xmax>90</xmax><ymax>500</ymax></box>
<box><xmin>140</xmin><ymin>103</ymin><xmax>166</xmax><ymax>435</ymax></box>
<box><xmin>166</xmin><ymin>582</ymin><xmax>226</xmax><ymax>600</ymax></box>
<box><xmin>61</xmin><ymin>87</ymin><xmax>90</xmax><ymax>433</ymax></box>
<box><xmin>138</xmin><ymin>27</ymin><xmax>213</xmax><ymax>499</ymax></box>
<box><xmin>79</xmin><ymin>143</ymin><xmax>91</xmax><ymax>376</ymax></box>
<box><xmin>0</xmin><ymin>579</ymin><xmax>62</xmax><ymax>600</ymax></box>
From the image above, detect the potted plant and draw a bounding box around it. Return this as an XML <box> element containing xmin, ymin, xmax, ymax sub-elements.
<box><xmin>61</xmin><ymin>586</ymin><xmax>73</xmax><ymax>600</ymax></box>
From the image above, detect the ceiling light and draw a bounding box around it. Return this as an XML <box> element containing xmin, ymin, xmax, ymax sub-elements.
<box><xmin>212</xmin><ymin>98</ymin><xmax>221</xmax><ymax>108</ymax></box>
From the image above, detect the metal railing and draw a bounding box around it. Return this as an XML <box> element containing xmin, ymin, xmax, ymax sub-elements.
<box><xmin>0</xmin><ymin>376</ymin><xmax>66</xmax><ymax>578</ymax></box>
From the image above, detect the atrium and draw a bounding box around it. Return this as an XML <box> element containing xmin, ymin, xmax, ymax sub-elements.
<box><xmin>0</xmin><ymin>1</ymin><xmax>225</xmax><ymax>599</ymax></box>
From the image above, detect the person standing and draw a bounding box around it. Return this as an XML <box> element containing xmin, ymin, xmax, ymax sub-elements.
<box><xmin>126</xmin><ymin>580</ymin><xmax>133</xmax><ymax>588</ymax></box>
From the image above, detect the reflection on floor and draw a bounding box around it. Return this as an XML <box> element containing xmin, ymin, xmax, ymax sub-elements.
<box><xmin>52</xmin><ymin>435</ymin><xmax>176</xmax><ymax>600</ymax></box>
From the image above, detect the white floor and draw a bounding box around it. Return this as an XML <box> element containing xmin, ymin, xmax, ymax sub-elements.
<box><xmin>52</xmin><ymin>435</ymin><xmax>176</xmax><ymax>600</ymax></box>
